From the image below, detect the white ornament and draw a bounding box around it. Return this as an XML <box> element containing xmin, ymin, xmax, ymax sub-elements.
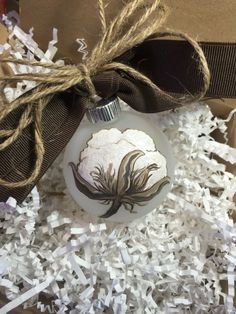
<box><xmin>63</xmin><ymin>98</ymin><xmax>175</xmax><ymax>222</ymax></box>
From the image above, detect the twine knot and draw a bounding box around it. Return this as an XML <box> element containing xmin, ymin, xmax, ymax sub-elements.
<box><xmin>76</xmin><ymin>64</ymin><xmax>96</xmax><ymax>98</ymax></box>
<box><xmin>0</xmin><ymin>0</ymin><xmax>210</xmax><ymax>189</ymax></box>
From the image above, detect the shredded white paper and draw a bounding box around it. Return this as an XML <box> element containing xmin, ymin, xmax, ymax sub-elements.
<box><xmin>0</xmin><ymin>22</ymin><xmax>236</xmax><ymax>314</ymax></box>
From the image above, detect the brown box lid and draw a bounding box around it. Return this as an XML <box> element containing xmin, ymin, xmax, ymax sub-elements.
<box><xmin>20</xmin><ymin>0</ymin><xmax>236</xmax><ymax>64</ymax></box>
<box><xmin>0</xmin><ymin>23</ymin><xmax>13</xmax><ymax>76</ymax></box>
<box><xmin>0</xmin><ymin>23</ymin><xmax>8</xmax><ymax>43</ymax></box>
<box><xmin>208</xmin><ymin>98</ymin><xmax>236</xmax><ymax>162</ymax></box>
<box><xmin>20</xmin><ymin>0</ymin><xmax>125</xmax><ymax>64</ymax></box>
<box><xmin>164</xmin><ymin>0</ymin><xmax>236</xmax><ymax>43</ymax></box>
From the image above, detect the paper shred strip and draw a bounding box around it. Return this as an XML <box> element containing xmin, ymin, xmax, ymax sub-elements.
<box><xmin>0</xmin><ymin>277</ymin><xmax>53</xmax><ymax>313</ymax></box>
<box><xmin>68</xmin><ymin>254</ymin><xmax>88</xmax><ymax>285</ymax></box>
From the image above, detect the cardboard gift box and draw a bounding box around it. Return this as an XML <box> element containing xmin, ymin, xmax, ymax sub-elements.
<box><xmin>20</xmin><ymin>0</ymin><xmax>236</xmax><ymax>99</ymax></box>
<box><xmin>20</xmin><ymin>0</ymin><xmax>236</xmax><ymax>58</ymax></box>
<box><xmin>207</xmin><ymin>98</ymin><xmax>236</xmax><ymax>206</ymax></box>
<box><xmin>208</xmin><ymin>99</ymin><xmax>236</xmax><ymax>162</ymax></box>
<box><xmin>0</xmin><ymin>23</ymin><xmax>12</xmax><ymax>76</ymax></box>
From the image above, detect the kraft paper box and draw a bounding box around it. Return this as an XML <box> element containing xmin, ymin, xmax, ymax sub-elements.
<box><xmin>20</xmin><ymin>0</ymin><xmax>126</xmax><ymax>64</ymax></box>
<box><xmin>207</xmin><ymin>99</ymin><xmax>236</xmax><ymax>200</ymax></box>
<box><xmin>19</xmin><ymin>0</ymin><xmax>236</xmax><ymax>99</ymax></box>
<box><xmin>0</xmin><ymin>23</ymin><xmax>13</xmax><ymax>76</ymax></box>
<box><xmin>208</xmin><ymin>98</ymin><xmax>236</xmax><ymax>165</ymax></box>
<box><xmin>20</xmin><ymin>0</ymin><xmax>236</xmax><ymax>62</ymax></box>
<box><xmin>0</xmin><ymin>23</ymin><xmax>8</xmax><ymax>43</ymax></box>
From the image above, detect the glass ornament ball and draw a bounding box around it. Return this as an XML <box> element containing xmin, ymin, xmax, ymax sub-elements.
<box><xmin>63</xmin><ymin>97</ymin><xmax>175</xmax><ymax>223</ymax></box>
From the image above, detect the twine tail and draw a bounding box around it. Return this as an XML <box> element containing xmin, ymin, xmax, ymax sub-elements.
<box><xmin>98</xmin><ymin>0</ymin><xmax>107</xmax><ymax>34</ymax></box>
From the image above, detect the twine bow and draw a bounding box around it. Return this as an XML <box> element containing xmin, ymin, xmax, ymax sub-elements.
<box><xmin>0</xmin><ymin>0</ymin><xmax>210</xmax><ymax>189</ymax></box>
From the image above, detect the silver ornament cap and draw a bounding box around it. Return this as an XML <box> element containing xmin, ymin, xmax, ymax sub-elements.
<box><xmin>86</xmin><ymin>96</ymin><xmax>121</xmax><ymax>123</ymax></box>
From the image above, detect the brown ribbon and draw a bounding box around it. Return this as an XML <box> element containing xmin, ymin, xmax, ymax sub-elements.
<box><xmin>130</xmin><ymin>39</ymin><xmax>236</xmax><ymax>98</ymax></box>
<box><xmin>0</xmin><ymin>93</ymin><xmax>84</xmax><ymax>202</ymax></box>
<box><xmin>0</xmin><ymin>39</ymin><xmax>235</xmax><ymax>202</ymax></box>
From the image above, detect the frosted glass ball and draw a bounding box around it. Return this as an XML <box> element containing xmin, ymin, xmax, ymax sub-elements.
<box><xmin>63</xmin><ymin>111</ymin><xmax>175</xmax><ymax>222</ymax></box>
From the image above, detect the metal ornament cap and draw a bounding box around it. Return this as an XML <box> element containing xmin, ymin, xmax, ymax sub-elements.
<box><xmin>86</xmin><ymin>96</ymin><xmax>121</xmax><ymax>123</ymax></box>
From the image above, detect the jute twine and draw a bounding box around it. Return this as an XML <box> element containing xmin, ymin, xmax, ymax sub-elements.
<box><xmin>0</xmin><ymin>0</ymin><xmax>210</xmax><ymax>188</ymax></box>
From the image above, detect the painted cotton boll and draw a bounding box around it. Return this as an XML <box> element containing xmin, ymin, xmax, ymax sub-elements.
<box><xmin>78</xmin><ymin>129</ymin><xmax>168</xmax><ymax>189</ymax></box>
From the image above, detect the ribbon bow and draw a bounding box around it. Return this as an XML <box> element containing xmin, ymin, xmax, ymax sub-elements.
<box><xmin>0</xmin><ymin>0</ymin><xmax>210</xmax><ymax>201</ymax></box>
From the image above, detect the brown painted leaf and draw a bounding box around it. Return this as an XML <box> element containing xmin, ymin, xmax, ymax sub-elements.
<box><xmin>116</xmin><ymin>150</ymin><xmax>144</xmax><ymax>195</ymax></box>
<box><xmin>131</xmin><ymin>164</ymin><xmax>159</xmax><ymax>193</ymax></box>
<box><xmin>69</xmin><ymin>162</ymin><xmax>115</xmax><ymax>201</ymax></box>
<box><xmin>128</xmin><ymin>176</ymin><xmax>171</xmax><ymax>202</ymax></box>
